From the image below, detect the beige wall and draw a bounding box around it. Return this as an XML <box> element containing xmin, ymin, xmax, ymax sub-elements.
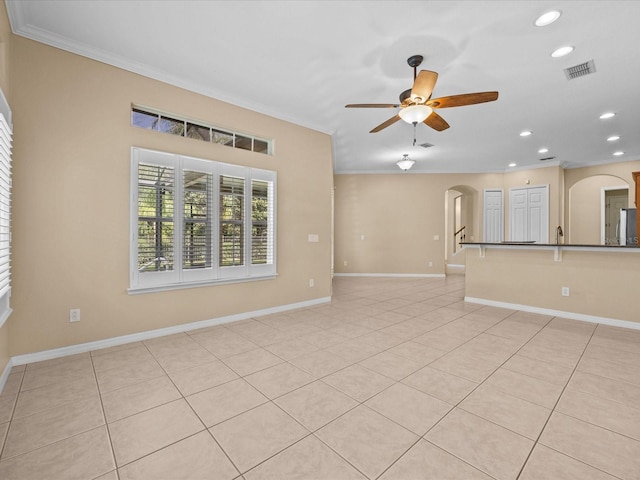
<box><xmin>0</xmin><ymin>2</ymin><xmax>11</xmax><ymax>373</ymax></box>
<box><xmin>8</xmin><ymin>36</ymin><xmax>333</xmax><ymax>356</ymax></box>
<box><xmin>335</xmin><ymin>161</ymin><xmax>638</xmax><ymax>276</ymax></box>
<box><xmin>465</xmin><ymin>247</ymin><xmax>640</xmax><ymax>324</ymax></box>
<box><xmin>334</xmin><ymin>167</ymin><xmax>565</xmax><ymax>275</ymax></box>
<box><xmin>334</xmin><ymin>172</ymin><xmax>503</xmax><ymax>275</ymax></box>
<box><xmin>568</xmin><ymin>175</ymin><xmax>629</xmax><ymax>244</ymax></box>
<box><xmin>564</xmin><ymin>160</ymin><xmax>640</xmax><ymax>244</ymax></box>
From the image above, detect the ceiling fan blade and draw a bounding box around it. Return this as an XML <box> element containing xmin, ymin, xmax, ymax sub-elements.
<box><xmin>370</xmin><ymin>114</ymin><xmax>401</xmax><ymax>133</ymax></box>
<box><xmin>424</xmin><ymin>111</ymin><xmax>450</xmax><ymax>131</ymax></box>
<box><xmin>429</xmin><ymin>91</ymin><xmax>499</xmax><ymax>108</ymax></box>
<box><xmin>411</xmin><ymin>70</ymin><xmax>438</xmax><ymax>102</ymax></box>
<box><xmin>345</xmin><ymin>103</ymin><xmax>400</xmax><ymax>108</ymax></box>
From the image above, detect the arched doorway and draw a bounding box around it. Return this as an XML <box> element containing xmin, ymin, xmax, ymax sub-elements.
<box><xmin>445</xmin><ymin>185</ymin><xmax>478</xmax><ymax>273</ymax></box>
<box><xmin>568</xmin><ymin>174</ymin><xmax>629</xmax><ymax>244</ymax></box>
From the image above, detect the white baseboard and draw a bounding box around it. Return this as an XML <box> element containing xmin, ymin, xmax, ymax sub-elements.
<box><xmin>465</xmin><ymin>296</ymin><xmax>640</xmax><ymax>331</ymax></box>
<box><xmin>10</xmin><ymin>296</ymin><xmax>332</xmax><ymax>368</ymax></box>
<box><xmin>0</xmin><ymin>358</ymin><xmax>13</xmax><ymax>394</ymax></box>
<box><xmin>334</xmin><ymin>273</ymin><xmax>446</xmax><ymax>278</ymax></box>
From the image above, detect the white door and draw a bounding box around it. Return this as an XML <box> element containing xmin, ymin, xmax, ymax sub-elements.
<box><xmin>510</xmin><ymin>189</ymin><xmax>528</xmax><ymax>241</ymax></box>
<box><xmin>483</xmin><ymin>189</ymin><xmax>504</xmax><ymax>242</ymax></box>
<box><xmin>510</xmin><ymin>185</ymin><xmax>549</xmax><ymax>243</ymax></box>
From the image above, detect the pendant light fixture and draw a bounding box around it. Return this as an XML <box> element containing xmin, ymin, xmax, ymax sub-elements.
<box><xmin>396</xmin><ymin>154</ymin><xmax>415</xmax><ymax>171</ymax></box>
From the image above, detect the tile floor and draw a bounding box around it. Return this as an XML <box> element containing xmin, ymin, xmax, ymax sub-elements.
<box><xmin>0</xmin><ymin>276</ymin><xmax>639</xmax><ymax>479</ymax></box>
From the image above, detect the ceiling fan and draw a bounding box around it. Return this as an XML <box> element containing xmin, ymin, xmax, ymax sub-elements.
<box><xmin>345</xmin><ymin>55</ymin><xmax>499</xmax><ymax>133</ymax></box>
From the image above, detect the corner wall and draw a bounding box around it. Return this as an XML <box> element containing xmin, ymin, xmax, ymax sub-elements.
<box><xmin>334</xmin><ymin>162</ymin><xmax>638</xmax><ymax>276</ymax></box>
<box><xmin>8</xmin><ymin>36</ymin><xmax>333</xmax><ymax>356</ymax></box>
<box><xmin>333</xmin><ymin>171</ymin><xmax>505</xmax><ymax>275</ymax></box>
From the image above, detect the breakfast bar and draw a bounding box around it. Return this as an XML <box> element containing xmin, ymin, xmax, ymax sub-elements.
<box><xmin>462</xmin><ymin>242</ymin><xmax>640</xmax><ymax>327</ymax></box>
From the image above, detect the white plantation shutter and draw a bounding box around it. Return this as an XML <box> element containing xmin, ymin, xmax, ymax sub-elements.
<box><xmin>0</xmin><ymin>90</ymin><xmax>12</xmax><ymax>326</ymax></box>
<box><xmin>130</xmin><ymin>148</ymin><xmax>277</xmax><ymax>293</ymax></box>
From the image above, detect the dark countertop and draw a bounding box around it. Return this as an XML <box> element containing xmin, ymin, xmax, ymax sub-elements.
<box><xmin>462</xmin><ymin>242</ymin><xmax>640</xmax><ymax>249</ymax></box>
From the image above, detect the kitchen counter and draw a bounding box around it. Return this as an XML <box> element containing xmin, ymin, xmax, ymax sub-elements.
<box><xmin>462</xmin><ymin>243</ymin><xmax>640</xmax><ymax>327</ymax></box>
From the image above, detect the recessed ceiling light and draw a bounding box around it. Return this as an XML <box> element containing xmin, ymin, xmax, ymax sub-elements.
<box><xmin>607</xmin><ymin>135</ymin><xmax>620</xmax><ymax>141</ymax></box>
<box><xmin>538</xmin><ymin>148</ymin><xmax>549</xmax><ymax>153</ymax></box>
<box><xmin>599</xmin><ymin>112</ymin><xmax>615</xmax><ymax>119</ymax></box>
<box><xmin>613</xmin><ymin>151</ymin><xmax>624</xmax><ymax>156</ymax></box>
<box><xmin>535</xmin><ymin>10</ymin><xmax>561</xmax><ymax>27</ymax></box>
<box><xmin>551</xmin><ymin>46</ymin><xmax>574</xmax><ymax>58</ymax></box>
<box><xmin>508</xmin><ymin>163</ymin><xmax>517</xmax><ymax>167</ymax></box>
<box><xmin>520</xmin><ymin>131</ymin><xmax>532</xmax><ymax>137</ymax></box>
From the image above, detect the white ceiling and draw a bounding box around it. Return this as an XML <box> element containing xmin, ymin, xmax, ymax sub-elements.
<box><xmin>6</xmin><ymin>0</ymin><xmax>640</xmax><ymax>174</ymax></box>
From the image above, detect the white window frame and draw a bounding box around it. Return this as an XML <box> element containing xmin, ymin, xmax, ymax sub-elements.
<box><xmin>0</xmin><ymin>89</ymin><xmax>12</xmax><ymax>327</ymax></box>
<box><xmin>130</xmin><ymin>147</ymin><xmax>277</xmax><ymax>294</ymax></box>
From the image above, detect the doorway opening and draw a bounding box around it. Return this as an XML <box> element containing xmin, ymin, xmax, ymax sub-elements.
<box><xmin>445</xmin><ymin>185</ymin><xmax>477</xmax><ymax>274</ymax></box>
<box><xmin>602</xmin><ymin>187</ymin><xmax>629</xmax><ymax>245</ymax></box>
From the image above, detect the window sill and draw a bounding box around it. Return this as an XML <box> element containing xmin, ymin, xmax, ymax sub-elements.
<box><xmin>128</xmin><ymin>273</ymin><xmax>278</xmax><ymax>295</ymax></box>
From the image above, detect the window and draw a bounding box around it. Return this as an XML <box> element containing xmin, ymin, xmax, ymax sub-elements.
<box><xmin>131</xmin><ymin>106</ymin><xmax>273</xmax><ymax>155</ymax></box>
<box><xmin>130</xmin><ymin>148</ymin><xmax>276</xmax><ymax>293</ymax></box>
<box><xmin>0</xmin><ymin>90</ymin><xmax>11</xmax><ymax>326</ymax></box>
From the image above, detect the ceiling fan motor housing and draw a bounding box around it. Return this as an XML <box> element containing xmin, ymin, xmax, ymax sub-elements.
<box><xmin>407</xmin><ymin>55</ymin><xmax>424</xmax><ymax>68</ymax></box>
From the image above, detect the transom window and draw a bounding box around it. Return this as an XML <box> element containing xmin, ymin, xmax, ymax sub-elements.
<box><xmin>130</xmin><ymin>148</ymin><xmax>276</xmax><ymax>293</ymax></box>
<box><xmin>131</xmin><ymin>106</ymin><xmax>272</xmax><ymax>155</ymax></box>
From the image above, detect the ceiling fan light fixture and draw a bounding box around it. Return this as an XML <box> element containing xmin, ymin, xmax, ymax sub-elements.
<box><xmin>399</xmin><ymin>104</ymin><xmax>432</xmax><ymax>124</ymax></box>
<box><xmin>397</xmin><ymin>154</ymin><xmax>416</xmax><ymax>171</ymax></box>
<box><xmin>535</xmin><ymin>10</ymin><xmax>561</xmax><ymax>27</ymax></box>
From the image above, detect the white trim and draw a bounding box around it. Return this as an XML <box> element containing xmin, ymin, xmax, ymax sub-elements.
<box><xmin>464</xmin><ymin>243</ymin><xmax>640</xmax><ymax>254</ymax></box>
<box><xmin>334</xmin><ymin>273</ymin><xmax>446</xmax><ymax>278</ymax></box>
<box><xmin>5</xmin><ymin>7</ymin><xmax>332</xmax><ymax>136</ymax></box>
<box><xmin>0</xmin><ymin>358</ymin><xmax>13</xmax><ymax>395</ymax></box>
<box><xmin>600</xmin><ymin>185</ymin><xmax>629</xmax><ymax>245</ymax></box>
<box><xmin>128</xmin><ymin>274</ymin><xmax>277</xmax><ymax>295</ymax></box>
<box><xmin>0</xmin><ymin>306</ymin><xmax>13</xmax><ymax>330</ymax></box>
<box><xmin>465</xmin><ymin>296</ymin><xmax>640</xmax><ymax>331</ymax></box>
<box><xmin>445</xmin><ymin>264</ymin><xmax>466</xmax><ymax>274</ymax></box>
<box><xmin>10</xmin><ymin>296</ymin><xmax>331</xmax><ymax>367</ymax></box>
<box><xmin>0</xmin><ymin>88</ymin><xmax>11</xmax><ymax>128</ymax></box>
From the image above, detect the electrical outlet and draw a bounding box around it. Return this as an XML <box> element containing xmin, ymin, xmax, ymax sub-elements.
<box><xmin>309</xmin><ymin>278</ymin><xmax>314</xmax><ymax>287</ymax></box>
<box><xmin>428</xmin><ymin>261</ymin><xmax>433</xmax><ymax>267</ymax></box>
<box><xmin>343</xmin><ymin>260</ymin><xmax>348</xmax><ymax>266</ymax></box>
<box><xmin>69</xmin><ymin>309</ymin><xmax>81</xmax><ymax>322</ymax></box>
<box><xmin>561</xmin><ymin>287</ymin><xmax>570</xmax><ymax>297</ymax></box>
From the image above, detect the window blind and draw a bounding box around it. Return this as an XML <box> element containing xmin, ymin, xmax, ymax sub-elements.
<box><xmin>0</xmin><ymin>94</ymin><xmax>12</xmax><ymax>327</ymax></box>
<box><xmin>130</xmin><ymin>147</ymin><xmax>277</xmax><ymax>293</ymax></box>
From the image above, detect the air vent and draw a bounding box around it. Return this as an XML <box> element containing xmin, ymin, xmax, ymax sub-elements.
<box><xmin>540</xmin><ymin>156</ymin><xmax>557</xmax><ymax>162</ymax></box>
<box><xmin>564</xmin><ymin>60</ymin><xmax>596</xmax><ymax>80</ymax></box>
<box><xmin>419</xmin><ymin>142</ymin><xmax>434</xmax><ymax>148</ymax></box>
